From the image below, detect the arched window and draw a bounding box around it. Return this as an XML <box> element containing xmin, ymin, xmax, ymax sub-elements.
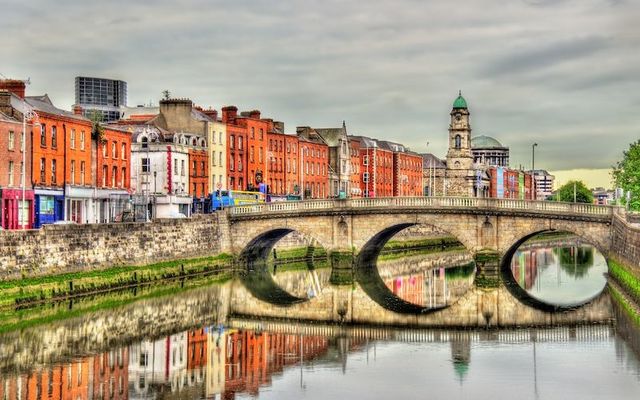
<box><xmin>141</xmin><ymin>136</ymin><xmax>148</xmax><ymax>149</ymax></box>
<box><xmin>454</xmin><ymin>135</ymin><xmax>461</xmax><ymax>149</ymax></box>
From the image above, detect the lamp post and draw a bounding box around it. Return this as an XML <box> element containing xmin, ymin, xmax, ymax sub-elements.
<box><xmin>532</xmin><ymin>143</ymin><xmax>538</xmax><ymax>200</ymax></box>
<box><xmin>21</xmin><ymin>103</ymin><xmax>38</xmax><ymax>229</ymax></box>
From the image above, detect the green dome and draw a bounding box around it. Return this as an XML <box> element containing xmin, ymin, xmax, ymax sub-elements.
<box><xmin>471</xmin><ymin>135</ymin><xmax>505</xmax><ymax>149</ymax></box>
<box><xmin>453</xmin><ymin>91</ymin><xmax>468</xmax><ymax>109</ymax></box>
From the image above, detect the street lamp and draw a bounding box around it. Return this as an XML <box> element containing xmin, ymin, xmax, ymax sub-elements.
<box><xmin>21</xmin><ymin>102</ymin><xmax>39</xmax><ymax>229</ymax></box>
<box><xmin>532</xmin><ymin>143</ymin><xmax>538</xmax><ymax>200</ymax></box>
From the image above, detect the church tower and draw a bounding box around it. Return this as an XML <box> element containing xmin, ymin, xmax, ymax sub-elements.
<box><xmin>444</xmin><ymin>91</ymin><xmax>475</xmax><ymax>197</ymax></box>
<box><xmin>446</xmin><ymin>91</ymin><xmax>474</xmax><ymax>170</ymax></box>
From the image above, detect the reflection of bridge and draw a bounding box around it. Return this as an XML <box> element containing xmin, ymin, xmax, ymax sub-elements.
<box><xmin>228</xmin><ymin>197</ymin><xmax>615</xmax><ymax>261</ymax></box>
<box><xmin>228</xmin><ymin>317</ymin><xmax>615</xmax><ymax>344</ymax></box>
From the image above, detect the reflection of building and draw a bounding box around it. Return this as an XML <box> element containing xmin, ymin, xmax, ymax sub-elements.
<box><xmin>385</xmin><ymin>274</ymin><xmax>424</xmax><ymax>305</ymax></box>
<box><xmin>92</xmin><ymin>348</ymin><xmax>129</xmax><ymax>400</ymax></box>
<box><xmin>206</xmin><ymin>327</ymin><xmax>227</xmax><ymax>399</ymax></box>
<box><xmin>450</xmin><ymin>335</ymin><xmax>471</xmax><ymax>383</ymax></box>
<box><xmin>128</xmin><ymin>333</ymin><xmax>188</xmax><ymax>399</ymax></box>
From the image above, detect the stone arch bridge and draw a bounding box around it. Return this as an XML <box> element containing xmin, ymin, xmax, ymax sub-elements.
<box><xmin>225</xmin><ymin>197</ymin><xmax>617</xmax><ymax>263</ymax></box>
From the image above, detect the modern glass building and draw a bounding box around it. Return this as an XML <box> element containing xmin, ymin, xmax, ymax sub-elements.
<box><xmin>74</xmin><ymin>77</ymin><xmax>127</xmax><ymax>122</ymax></box>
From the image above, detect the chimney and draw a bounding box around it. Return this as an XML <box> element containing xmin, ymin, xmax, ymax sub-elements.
<box><xmin>0</xmin><ymin>79</ymin><xmax>26</xmax><ymax>99</ymax></box>
<box><xmin>201</xmin><ymin>108</ymin><xmax>218</xmax><ymax>121</ymax></box>
<box><xmin>248</xmin><ymin>109</ymin><xmax>261</xmax><ymax>119</ymax></box>
<box><xmin>274</xmin><ymin>121</ymin><xmax>285</xmax><ymax>133</ymax></box>
<box><xmin>221</xmin><ymin>106</ymin><xmax>238</xmax><ymax>123</ymax></box>
<box><xmin>73</xmin><ymin>105</ymin><xmax>83</xmax><ymax>115</ymax></box>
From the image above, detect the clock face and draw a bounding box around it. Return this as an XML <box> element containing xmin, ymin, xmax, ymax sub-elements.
<box><xmin>455</xmin><ymin>114</ymin><xmax>462</xmax><ymax>121</ymax></box>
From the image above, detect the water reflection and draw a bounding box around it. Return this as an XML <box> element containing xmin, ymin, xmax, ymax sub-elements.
<box><xmin>1</xmin><ymin>323</ymin><xmax>638</xmax><ymax>400</ymax></box>
<box><xmin>510</xmin><ymin>234</ymin><xmax>608</xmax><ymax>308</ymax></box>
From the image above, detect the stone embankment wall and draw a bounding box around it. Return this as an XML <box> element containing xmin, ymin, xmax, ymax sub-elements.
<box><xmin>611</xmin><ymin>213</ymin><xmax>640</xmax><ymax>270</ymax></box>
<box><xmin>0</xmin><ymin>213</ymin><xmax>228</xmax><ymax>281</ymax></box>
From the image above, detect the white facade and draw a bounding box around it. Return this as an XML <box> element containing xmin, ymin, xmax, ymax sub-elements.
<box><xmin>532</xmin><ymin>169</ymin><xmax>555</xmax><ymax>200</ymax></box>
<box><xmin>130</xmin><ymin>125</ymin><xmax>192</xmax><ymax>218</ymax></box>
<box><xmin>206</xmin><ymin>328</ymin><xmax>226</xmax><ymax>399</ymax></box>
<box><xmin>208</xmin><ymin>120</ymin><xmax>227</xmax><ymax>193</ymax></box>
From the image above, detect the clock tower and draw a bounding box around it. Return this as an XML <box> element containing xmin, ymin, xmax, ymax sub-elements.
<box><xmin>443</xmin><ymin>91</ymin><xmax>476</xmax><ymax>197</ymax></box>
<box><xmin>446</xmin><ymin>91</ymin><xmax>474</xmax><ymax>170</ymax></box>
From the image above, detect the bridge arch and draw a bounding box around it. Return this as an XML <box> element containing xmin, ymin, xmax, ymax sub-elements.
<box><xmin>499</xmin><ymin>228</ymin><xmax>610</xmax><ymax>312</ymax></box>
<box><xmin>355</xmin><ymin>221</ymin><xmax>475</xmax><ymax>314</ymax></box>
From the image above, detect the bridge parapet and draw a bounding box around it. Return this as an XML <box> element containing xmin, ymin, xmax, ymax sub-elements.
<box><xmin>230</xmin><ymin>197</ymin><xmax>616</xmax><ymax>219</ymax></box>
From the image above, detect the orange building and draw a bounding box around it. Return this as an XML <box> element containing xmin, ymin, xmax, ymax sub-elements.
<box><xmin>393</xmin><ymin>151</ymin><xmax>423</xmax><ymax>197</ymax></box>
<box><xmin>357</xmin><ymin>137</ymin><xmax>394</xmax><ymax>197</ymax></box>
<box><xmin>284</xmin><ymin>134</ymin><xmax>300</xmax><ymax>195</ymax></box>
<box><xmin>299</xmin><ymin>137</ymin><xmax>329</xmax><ymax>199</ymax></box>
<box><xmin>189</xmin><ymin>143</ymin><xmax>209</xmax><ymax>198</ymax></box>
<box><xmin>266</xmin><ymin>129</ymin><xmax>287</xmax><ymax>195</ymax></box>
<box><xmin>241</xmin><ymin>111</ymin><xmax>270</xmax><ymax>191</ymax></box>
<box><xmin>348</xmin><ymin>137</ymin><xmax>362</xmax><ymax>197</ymax></box>
<box><xmin>222</xmin><ymin>106</ymin><xmax>247</xmax><ymax>191</ymax></box>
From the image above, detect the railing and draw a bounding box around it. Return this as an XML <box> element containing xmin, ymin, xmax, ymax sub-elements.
<box><xmin>229</xmin><ymin>196</ymin><xmax>617</xmax><ymax>218</ymax></box>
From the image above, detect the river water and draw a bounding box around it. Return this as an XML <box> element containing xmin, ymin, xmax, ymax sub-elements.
<box><xmin>0</xmin><ymin>235</ymin><xmax>639</xmax><ymax>399</ymax></box>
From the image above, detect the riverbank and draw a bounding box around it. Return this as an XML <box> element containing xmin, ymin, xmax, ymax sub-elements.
<box><xmin>0</xmin><ymin>253</ymin><xmax>234</xmax><ymax>310</ymax></box>
<box><xmin>608</xmin><ymin>258</ymin><xmax>640</xmax><ymax>308</ymax></box>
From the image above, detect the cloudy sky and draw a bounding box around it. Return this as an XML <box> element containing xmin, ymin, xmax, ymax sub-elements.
<box><xmin>2</xmin><ymin>0</ymin><xmax>638</xmax><ymax>187</ymax></box>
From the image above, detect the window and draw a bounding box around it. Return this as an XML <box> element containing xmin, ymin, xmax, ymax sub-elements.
<box><xmin>192</xmin><ymin>160</ymin><xmax>197</xmax><ymax>176</ymax></box>
<box><xmin>40</xmin><ymin>124</ymin><xmax>46</xmax><ymax>146</ymax></box>
<box><xmin>40</xmin><ymin>158</ymin><xmax>46</xmax><ymax>183</ymax></box>
<box><xmin>251</xmin><ymin>127</ymin><xmax>255</xmax><ymax>139</ymax></box>
<box><xmin>112</xmin><ymin>142</ymin><xmax>117</xmax><ymax>158</ymax></box>
<box><xmin>238</xmin><ymin>136</ymin><xmax>243</xmax><ymax>150</ymax></box>
<box><xmin>8</xmin><ymin>161</ymin><xmax>14</xmax><ymax>186</ymax></box>
<box><xmin>51</xmin><ymin>159</ymin><xmax>57</xmax><ymax>184</ymax></box>
<box><xmin>80</xmin><ymin>161</ymin><xmax>85</xmax><ymax>185</ymax></box>
<box><xmin>219</xmin><ymin>132</ymin><xmax>223</xmax><ymax>143</ymax></box>
<box><xmin>141</xmin><ymin>137</ymin><xmax>148</xmax><ymax>149</ymax></box>
<box><xmin>200</xmin><ymin>161</ymin><xmax>205</xmax><ymax>176</ymax></box>
<box><xmin>51</xmin><ymin>126</ymin><xmax>57</xmax><ymax>148</ymax></box>
<box><xmin>80</xmin><ymin>131</ymin><xmax>85</xmax><ymax>150</ymax></box>
<box><xmin>259</xmin><ymin>147</ymin><xmax>263</xmax><ymax>163</ymax></box>
<box><xmin>142</xmin><ymin>158</ymin><xmax>150</xmax><ymax>173</ymax></box>
<box><xmin>238</xmin><ymin>156</ymin><xmax>243</xmax><ymax>171</ymax></box>
<box><xmin>70</xmin><ymin>129</ymin><xmax>76</xmax><ymax>149</ymax></box>
<box><xmin>219</xmin><ymin>152</ymin><xmax>223</xmax><ymax>166</ymax></box>
<box><xmin>122</xmin><ymin>143</ymin><xmax>127</xmax><ymax>159</ymax></box>
<box><xmin>363</xmin><ymin>172</ymin><xmax>369</xmax><ymax>183</ymax></box>
<box><xmin>8</xmin><ymin>131</ymin><xmax>14</xmax><ymax>150</ymax></box>
<box><xmin>174</xmin><ymin>158</ymin><xmax>178</xmax><ymax>175</ymax></box>
<box><xmin>230</xmin><ymin>135</ymin><xmax>235</xmax><ymax>149</ymax></box>
<box><xmin>102</xmin><ymin>165</ymin><xmax>107</xmax><ymax>186</ymax></box>
<box><xmin>121</xmin><ymin>167</ymin><xmax>126</xmax><ymax>187</ymax></box>
<box><xmin>181</xmin><ymin>160</ymin><xmax>185</xmax><ymax>176</ymax></box>
<box><xmin>102</xmin><ymin>142</ymin><xmax>107</xmax><ymax>157</ymax></box>
<box><xmin>250</xmin><ymin>146</ymin><xmax>254</xmax><ymax>162</ymax></box>
<box><xmin>363</xmin><ymin>155</ymin><xmax>369</xmax><ymax>166</ymax></box>
<box><xmin>455</xmin><ymin>135</ymin><xmax>461</xmax><ymax>149</ymax></box>
<box><xmin>112</xmin><ymin>166</ymin><xmax>117</xmax><ymax>187</ymax></box>
<box><xmin>70</xmin><ymin>160</ymin><xmax>75</xmax><ymax>185</ymax></box>
<box><xmin>259</xmin><ymin>128</ymin><xmax>263</xmax><ymax>140</ymax></box>
<box><xmin>230</xmin><ymin>155</ymin><xmax>235</xmax><ymax>171</ymax></box>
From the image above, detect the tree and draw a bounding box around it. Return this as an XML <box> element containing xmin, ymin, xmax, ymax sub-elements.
<box><xmin>162</xmin><ymin>90</ymin><xmax>171</xmax><ymax>100</ymax></box>
<box><xmin>612</xmin><ymin>140</ymin><xmax>640</xmax><ymax>211</ymax></box>
<box><xmin>556</xmin><ymin>180</ymin><xmax>593</xmax><ymax>203</ymax></box>
<box><xmin>86</xmin><ymin>110</ymin><xmax>105</xmax><ymax>142</ymax></box>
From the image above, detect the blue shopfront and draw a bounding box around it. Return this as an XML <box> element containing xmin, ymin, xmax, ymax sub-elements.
<box><xmin>34</xmin><ymin>189</ymin><xmax>64</xmax><ymax>228</ymax></box>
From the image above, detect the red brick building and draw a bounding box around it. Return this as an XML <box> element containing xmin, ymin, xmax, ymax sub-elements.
<box><xmin>0</xmin><ymin>109</ymin><xmax>34</xmax><ymax>229</ymax></box>
<box><xmin>393</xmin><ymin>151</ymin><xmax>423</xmax><ymax>197</ymax></box>
<box><xmin>187</xmin><ymin>328</ymin><xmax>208</xmax><ymax>370</ymax></box>
<box><xmin>348</xmin><ymin>137</ymin><xmax>362</xmax><ymax>197</ymax></box>
<box><xmin>487</xmin><ymin>166</ymin><xmax>534</xmax><ymax>200</ymax></box>
<box><xmin>299</xmin><ymin>137</ymin><xmax>329</xmax><ymax>199</ymax></box>
<box><xmin>266</xmin><ymin>129</ymin><xmax>287</xmax><ymax>195</ymax></box>
<box><xmin>189</xmin><ymin>140</ymin><xmax>209</xmax><ymax>198</ymax></box>
<box><xmin>241</xmin><ymin>111</ymin><xmax>270</xmax><ymax>191</ymax></box>
<box><xmin>91</xmin><ymin>348</ymin><xmax>129</xmax><ymax>400</ymax></box>
<box><xmin>222</xmin><ymin>106</ymin><xmax>247</xmax><ymax>191</ymax></box>
<box><xmin>284</xmin><ymin>133</ymin><xmax>300</xmax><ymax>195</ymax></box>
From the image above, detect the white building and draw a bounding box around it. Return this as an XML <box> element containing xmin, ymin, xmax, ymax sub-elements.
<box><xmin>208</xmin><ymin>118</ymin><xmax>227</xmax><ymax>193</ymax></box>
<box><xmin>129</xmin><ymin>125</ymin><xmax>193</xmax><ymax>218</ymax></box>
<box><xmin>531</xmin><ymin>169</ymin><xmax>555</xmax><ymax>200</ymax></box>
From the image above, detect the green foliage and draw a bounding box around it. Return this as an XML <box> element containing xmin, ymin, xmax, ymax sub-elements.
<box><xmin>609</xmin><ymin>259</ymin><xmax>640</xmax><ymax>304</ymax></box>
<box><xmin>555</xmin><ymin>180</ymin><xmax>594</xmax><ymax>203</ymax></box>
<box><xmin>612</xmin><ymin>140</ymin><xmax>640</xmax><ymax>211</ymax></box>
<box><xmin>554</xmin><ymin>246</ymin><xmax>594</xmax><ymax>278</ymax></box>
<box><xmin>162</xmin><ymin>90</ymin><xmax>171</xmax><ymax>100</ymax></box>
<box><xmin>86</xmin><ymin>109</ymin><xmax>105</xmax><ymax>142</ymax></box>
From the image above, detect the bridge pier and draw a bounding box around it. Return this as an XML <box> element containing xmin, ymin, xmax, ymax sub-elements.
<box><xmin>474</xmin><ymin>250</ymin><xmax>502</xmax><ymax>288</ymax></box>
<box><xmin>329</xmin><ymin>251</ymin><xmax>355</xmax><ymax>285</ymax></box>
